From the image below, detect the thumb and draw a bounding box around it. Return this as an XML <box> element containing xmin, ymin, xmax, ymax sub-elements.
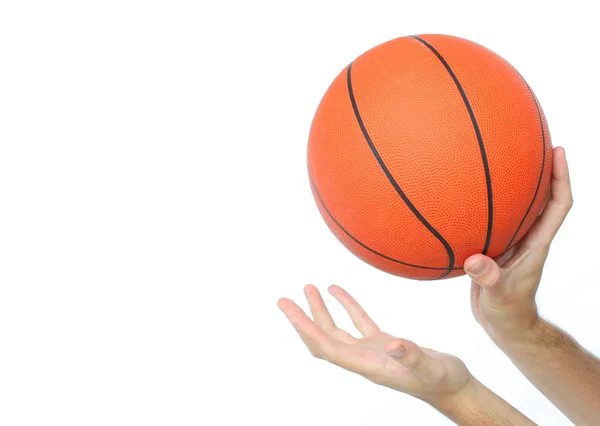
<box><xmin>464</xmin><ymin>254</ymin><xmax>508</xmax><ymax>298</ymax></box>
<box><xmin>384</xmin><ymin>338</ymin><xmax>444</xmax><ymax>382</ymax></box>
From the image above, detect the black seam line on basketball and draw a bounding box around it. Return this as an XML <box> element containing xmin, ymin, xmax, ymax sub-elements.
<box><xmin>503</xmin><ymin>85</ymin><xmax>546</xmax><ymax>252</ymax></box>
<box><xmin>431</xmin><ymin>270</ymin><xmax>452</xmax><ymax>280</ymax></box>
<box><xmin>409</xmin><ymin>36</ymin><xmax>494</xmax><ymax>257</ymax></box>
<box><xmin>310</xmin><ymin>168</ymin><xmax>514</xmax><ymax>276</ymax></box>
<box><xmin>308</xmin><ymin>169</ymin><xmax>463</xmax><ymax>271</ymax></box>
<box><xmin>430</xmin><ymin>248</ymin><xmax>513</xmax><ymax>280</ymax></box>
<box><xmin>346</xmin><ymin>62</ymin><xmax>454</xmax><ymax>277</ymax></box>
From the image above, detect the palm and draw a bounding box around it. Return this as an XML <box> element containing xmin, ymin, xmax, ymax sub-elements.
<box><xmin>278</xmin><ymin>285</ymin><xmax>470</xmax><ymax>399</ymax></box>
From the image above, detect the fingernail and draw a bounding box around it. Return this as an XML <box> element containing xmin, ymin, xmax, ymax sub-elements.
<box><xmin>468</xmin><ymin>260</ymin><xmax>487</xmax><ymax>276</ymax></box>
<box><xmin>386</xmin><ymin>345</ymin><xmax>406</xmax><ymax>357</ymax></box>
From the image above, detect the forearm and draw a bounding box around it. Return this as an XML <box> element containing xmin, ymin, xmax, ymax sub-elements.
<box><xmin>425</xmin><ymin>376</ymin><xmax>536</xmax><ymax>425</ymax></box>
<box><xmin>495</xmin><ymin>318</ymin><xmax>600</xmax><ymax>425</ymax></box>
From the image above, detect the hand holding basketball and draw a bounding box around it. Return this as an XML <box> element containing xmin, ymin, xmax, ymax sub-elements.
<box><xmin>277</xmin><ymin>285</ymin><xmax>471</xmax><ymax>402</ymax></box>
<box><xmin>465</xmin><ymin>147</ymin><xmax>573</xmax><ymax>343</ymax></box>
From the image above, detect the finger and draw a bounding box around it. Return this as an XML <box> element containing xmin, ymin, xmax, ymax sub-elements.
<box><xmin>384</xmin><ymin>338</ymin><xmax>445</xmax><ymax>382</ymax></box>
<box><xmin>464</xmin><ymin>254</ymin><xmax>510</xmax><ymax>299</ymax></box>
<box><xmin>277</xmin><ymin>298</ymin><xmax>323</xmax><ymax>358</ymax></box>
<box><xmin>498</xmin><ymin>241</ymin><xmax>530</xmax><ymax>270</ymax></box>
<box><xmin>278</xmin><ymin>298</ymin><xmax>360</xmax><ymax>370</ymax></box>
<box><xmin>303</xmin><ymin>284</ymin><xmax>336</xmax><ymax>331</ymax></box>
<box><xmin>537</xmin><ymin>186</ymin><xmax>551</xmax><ymax>217</ymax></box>
<box><xmin>328</xmin><ymin>285</ymin><xmax>380</xmax><ymax>336</ymax></box>
<box><xmin>495</xmin><ymin>245</ymin><xmax>517</xmax><ymax>267</ymax></box>
<box><xmin>526</xmin><ymin>147</ymin><xmax>573</xmax><ymax>248</ymax></box>
<box><xmin>470</xmin><ymin>282</ymin><xmax>483</xmax><ymax>326</ymax></box>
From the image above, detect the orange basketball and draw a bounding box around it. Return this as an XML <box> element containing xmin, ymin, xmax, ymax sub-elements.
<box><xmin>307</xmin><ymin>34</ymin><xmax>552</xmax><ymax>280</ymax></box>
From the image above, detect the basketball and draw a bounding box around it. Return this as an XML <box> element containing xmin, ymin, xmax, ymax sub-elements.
<box><xmin>307</xmin><ymin>34</ymin><xmax>553</xmax><ymax>280</ymax></box>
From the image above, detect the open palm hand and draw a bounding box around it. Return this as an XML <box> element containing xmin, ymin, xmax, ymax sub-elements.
<box><xmin>278</xmin><ymin>285</ymin><xmax>471</xmax><ymax>403</ymax></box>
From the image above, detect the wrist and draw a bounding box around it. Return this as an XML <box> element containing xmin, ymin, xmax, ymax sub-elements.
<box><xmin>491</xmin><ymin>316</ymin><xmax>576</xmax><ymax>359</ymax></box>
<box><xmin>486</xmin><ymin>308</ymin><xmax>541</xmax><ymax>348</ymax></box>
<box><xmin>421</xmin><ymin>373</ymin><xmax>480</xmax><ymax>413</ymax></box>
<box><xmin>496</xmin><ymin>317</ymin><xmax>579</xmax><ymax>354</ymax></box>
<box><xmin>424</xmin><ymin>375</ymin><xmax>535</xmax><ymax>425</ymax></box>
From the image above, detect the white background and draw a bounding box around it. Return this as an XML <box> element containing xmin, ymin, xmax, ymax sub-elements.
<box><xmin>0</xmin><ymin>1</ymin><xmax>598</xmax><ymax>425</ymax></box>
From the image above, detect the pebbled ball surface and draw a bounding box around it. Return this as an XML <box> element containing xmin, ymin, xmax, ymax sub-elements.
<box><xmin>307</xmin><ymin>34</ymin><xmax>552</xmax><ymax>280</ymax></box>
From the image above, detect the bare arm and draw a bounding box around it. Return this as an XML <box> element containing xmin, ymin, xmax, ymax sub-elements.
<box><xmin>428</xmin><ymin>377</ymin><xmax>536</xmax><ymax>425</ymax></box>
<box><xmin>465</xmin><ymin>147</ymin><xmax>600</xmax><ymax>425</ymax></box>
<box><xmin>495</xmin><ymin>319</ymin><xmax>600</xmax><ymax>425</ymax></box>
<box><xmin>278</xmin><ymin>285</ymin><xmax>535</xmax><ymax>425</ymax></box>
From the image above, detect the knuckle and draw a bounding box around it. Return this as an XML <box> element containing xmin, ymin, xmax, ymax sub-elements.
<box><xmin>566</xmin><ymin>191</ymin><xmax>574</xmax><ymax>206</ymax></box>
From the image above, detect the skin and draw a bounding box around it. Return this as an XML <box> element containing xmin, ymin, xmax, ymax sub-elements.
<box><xmin>466</xmin><ymin>147</ymin><xmax>573</xmax><ymax>343</ymax></box>
<box><xmin>465</xmin><ymin>147</ymin><xmax>600</xmax><ymax>425</ymax></box>
<box><xmin>278</xmin><ymin>285</ymin><xmax>534</xmax><ymax>424</ymax></box>
<box><xmin>279</xmin><ymin>146</ymin><xmax>599</xmax><ymax>424</ymax></box>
